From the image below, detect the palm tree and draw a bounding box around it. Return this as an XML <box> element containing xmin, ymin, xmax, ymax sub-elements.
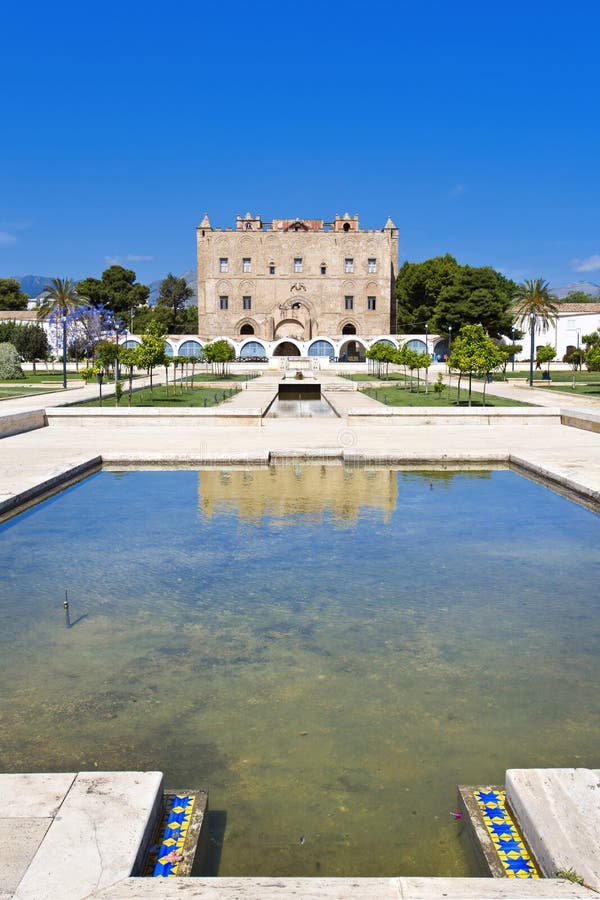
<box><xmin>513</xmin><ymin>278</ymin><xmax>558</xmax><ymax>386</ymax></box>
<box><xmin>37</xmin><ymin>278</ymin><xmax>89</xmax><ymax>388</ymax></box>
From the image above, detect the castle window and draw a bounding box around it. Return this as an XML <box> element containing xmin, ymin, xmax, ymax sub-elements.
<box><xmin>368</xmin><ymin>258</ymin><xmax>377</xmax><ymax>273</ymax></box>
<box><xmin>344</xmin><ymin>295</ymin><xmax>354</xmax><ymax>311</ymax></box>
<box><xmin>245</xmin><ymin>222</ymin><xmax>252</xmax><ymax>230</ymax></box>
<box><xmin>269</xmin><ymin>264</ymin><xmax>276</xmax><ymax>275</ymax></box>
<box><xmin>294</xmin><ymin>257</ymin><xmax>303</xmax><ymax>273</ymax></box>
<box><xmin>243</xmin><ymin>296</ymin><xmax>252</xmax><ymax>310</ymax></box>
<box><xmin>219</xmin><ymin>295</ymin><xmax>229</xmax><ymax>310</ymax></box>
<box><xmin>242</xmin><ymin>257</ymin><xmax>251</xmax><ymax>273</ymax></box>
<box><xmin>343</xmin><ymin>223</ymin><xmax>351</xmax><ymax>232</ymax></box>
<box><xmin>219</xmin><ymin>257</ymin><xmax>228</xmax><ymax>273</ymax></box>
<box><xmin>320</xmin><ymin>264</ymin><xmax>327</xmax><ymax>275</ymax></box>
<box><xmin>367</xmin><ymin>296</ymin><xmax>376</xmax><ymax>311</ymax></box>
<box><xmin>344</xmin><ymin>258</ymin><xmax>354</xmax><ymax>274</ymax></box>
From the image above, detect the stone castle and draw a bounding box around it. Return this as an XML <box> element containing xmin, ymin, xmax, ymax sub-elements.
<box><xmin>196</xmin><ymin>213</ymin><xmax>398</xmax><ymax>357</ymax></box>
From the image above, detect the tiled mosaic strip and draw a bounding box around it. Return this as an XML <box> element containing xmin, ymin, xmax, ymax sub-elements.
<box><xmin>474</xmin><ymin>789</ymin><xmax>539</xmax><ymax>879</ymax></box>
<box><xmin>145</xmin><ymin>794</ymin><xmax>196</xmax><ymax>877</ymax></box>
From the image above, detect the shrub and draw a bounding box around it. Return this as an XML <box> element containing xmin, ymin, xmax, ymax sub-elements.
<box><xmin>0</xmin><ymin>343</ymin><xmax>25</xmax><ymax>379</ymax></box>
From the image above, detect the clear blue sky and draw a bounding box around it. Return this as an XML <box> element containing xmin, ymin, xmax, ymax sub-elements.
<box><xmin>1</xmin><ymin>0</ymin><xmax>599</xmax><ymax>289</ymax></box>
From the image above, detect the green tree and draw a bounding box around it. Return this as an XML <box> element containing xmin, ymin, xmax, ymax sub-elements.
<box><xmin>203</xmin><ymin>339</ymin><xmax>234</xmax><ymax>375</ymax></box>
<box><xmin>0</xmin><ymin>343</ymin><xmax>24</xmax><ymax>379</ymax></box>
<box><xmin>560</xmin><ymin>290</ymin><xmax>596</xmax><ymax>304</ymax></box>
<box><xmin>0</xmin><ymin>278</ymin><xmax>29</xmax><ymax>311</ymax></box>
<box><xmin>13</xmin><ymin>324</ymin><xmax>49</xmax><ymax>372</ymax></box>
<box><xmin>513</xmin><ymin>278</ymin><xmax>558</xmax><ymax>368</ymax></box>
<box><xmin>119</xmin><ymin>346</ymin><xmax>138</xmax><ymax>405</ymax></box>
<box><xmin>536</xmin><ymin>344</ymin><xmax>556</xmax><ymax>375</ymax></box>
<box><xmin>155</xmin><ymin>274</ymin><xmax>193</xmax><ymax>333</ymax></box>
<box><xmin>586</xmin><ymin>343</ymin><xmax>600</xmax><ymax>372</ymax></box>
<box><xmin>77</xmin><ymin>266</ymin><xmax>149</xmax><ymax>318</ymax></box>
<box><xmin>431</xmin><ymin>266</ymin><xmax>515</xmax><ymax>337</ymax></box>
<box><xmin>366</xmin><ymin>341</ymin><xmax>396</xmax><ymax>378</ymax></box>
<box><xmin>448</xmin><ymin>324</ymin><xmax>504</xmax><ymax>406</ymax></box>
<box><xmin>135</xmin><ymin>321</ymin><xmax>168</xmax><ymax>390</ymax></box>
<box><xmin>395</xmin><ymin>255</ymin><xmax>459</xmax><ymax>333</ymax></box>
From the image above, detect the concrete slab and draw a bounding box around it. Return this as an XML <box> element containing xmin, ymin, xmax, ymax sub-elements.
<box><xmin>0</xmin><ymin>818</ymin><xmax>51</xmax><ymax>895</ymax></box>
<box><xmin>506</xmin><ymin>768</ymin><xmax>600</xmax><ymax>891</ymax></box>
<box><xmin>14</xmin><ymin>771</ymin><xmax>163</xmax><ymax>900</ymax></box>
<box><xmin>1</xmin><ymin>772</ymin><xmax>76</xmax><ymax>818</ymax></box>
<box><xmin>91</xmin><ymin>876</ymin><xmax>597</xmax><ymax>898</ymax></box>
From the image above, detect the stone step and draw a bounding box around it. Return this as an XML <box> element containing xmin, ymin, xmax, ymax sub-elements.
<box><xmin>506</xmin><ymin>768</ymin><xmax>600</xmax><ymax>893</ymax></box>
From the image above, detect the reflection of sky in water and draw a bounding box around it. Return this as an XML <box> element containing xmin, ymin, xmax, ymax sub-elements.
<box><xmin>0</xmin><ymin>468</ymin><xmax>598</xmax><ymax>878</ymax></box>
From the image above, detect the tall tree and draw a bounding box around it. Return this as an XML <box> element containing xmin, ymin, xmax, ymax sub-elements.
<box><xmin>77</xmin><ymin>266</ymin><xmax>149</xmax><ymax>318</ymax></box>
<box><xmin>37</xmin><ymin>278</ymin><xmax>89</xmax><ymax>386</ymax></box>
<box><xmin>513</xmin><ymin>278</ymin><xmax>558</xmax><ymax>383</ymax></box>
<box><xmin>431</xmin><ymin>266</ymin><xmax>516</xmax><ymax>338</ymax></box>
<box><xmin>0</xmin><ymin>278</ymin><xmax>29</xmax><ymax>311</ymax></box>
<box><xmin>155</xmin><ymin>273</ymin><xmax>193</xmax><ymax>332</ymax></box>
<box><xmin>395</xmin><ymin>255</ymin><xmax>460</xmax><ymax>333</ymax></box>
<box><xmin>136</xmin><ymin>320</ymin><xmax>168</xmax><ymax>391</ymax></box>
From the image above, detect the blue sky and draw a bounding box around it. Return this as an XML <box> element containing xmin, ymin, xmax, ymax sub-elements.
<box><xmin>1</xmin><ymin>0</ymin><xmax>599</xmax><ymax>288</ymax></box>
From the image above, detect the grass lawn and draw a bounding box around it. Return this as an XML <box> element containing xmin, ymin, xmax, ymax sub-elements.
<box><xmin>536</xmin><ymin>382</ymin><xmax>600</xmax><ymax>397</ymax></box>
<box><xmin>361</xmin><ymin>385</ymin><xmax>530</xmax><ymax>407</ymax></box>
<box><xmin>72</xmin><ymin>384</ymin><xmax>241</xmax><ymax>408</ymax></box>
<box><xmin>12</xmin><ymin>372</ymin><xmax>84</xmax><ymax>383</ymax></box>
<box><xmin>191</xmin><ymin>372</ymin><xmax>252</xmax><ymax>382</ymax></box>
<box><xmin>493</xmin><ymin>370</ymin><xmax>599</xmax><ymax>383</ymax></box>
<box><xmin>342</xmin><ymin>372</ymin><xmax>408</xmax><ymax>382</ymax></box>
<box><xmin>0</xmin><ymin>384</ymin><xmax>60</xmax><ymax>399</ymax></box>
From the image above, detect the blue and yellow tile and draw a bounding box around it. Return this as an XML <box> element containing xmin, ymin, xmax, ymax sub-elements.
<box><xmin>473</xmin><ymin>789</ymin><xmax>539</xmax><ymax>879</ymax></box>
<box><xmin>144</xmin><ymin>794</ymin><xmax>196</xmax><ymax>877</ymax></box>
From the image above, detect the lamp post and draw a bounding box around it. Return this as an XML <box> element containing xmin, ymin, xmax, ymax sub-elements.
<box><xmin>448</xmin><ymin>325</ymin><xmax>452</xmax><ymax>355</ymax></box>
<box><xmin>97</xmin><ymin>371</ymin><xmax>104</xmax><ymax>406</ymax></box>
<box><xmin>425</xmin><ymin>322</ymin><xmax>429</xmax><ymax>357</ymax></box>
<box><xmin>529</xmin><ymin>312</ymin><xmax>536</xmax><ymax>387</ymax></box>
<box><xmin>62</xmin><ymin>314</ymin><xmax>68</xmax><ymax>390</ymax></box>
<box><xmin>511</xmin><ymin>325</ymin><xmax>515</xmax><ymax>372</ymax></box>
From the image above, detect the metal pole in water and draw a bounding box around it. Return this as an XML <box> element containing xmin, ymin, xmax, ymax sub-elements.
<box><xmin>64</xmin><ymin>590</ymin><xmax>71</xmax><ymax>628</ymax></box>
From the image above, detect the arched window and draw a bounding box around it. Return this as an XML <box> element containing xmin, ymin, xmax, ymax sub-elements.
<box><xmin>123</xmin><ymin>339</ymin><xmax>140</xmax><ymax>349</ymax></box>
<box><xmin>343</xmin><ymin>222</ymin><xmax>351</xmax><ymax>232</ymax></box>
<box><xmin>308</xmin><ymin>340</ymin><xmax>335</xmax><ymax>359</ymax></box>
<box><xmin>240</xmin><ymin>324</ymin><xmax>254</xmax><ymax>335</ymax></box>
<box><xmin>240</xmin><ymin>341</ymin><xmax>266</xmax><ymax>358</ymax></box>
<box><xmin>342</xmin><ymin>323</ymin><xmax>356</xmax><ymax>335</ymax></box>
<box><xmin>163</xmin><ymin>342</ymin><xmax>174</xmax><ymax>358</ymax></box>
<box><xmin>405</xmin><ymin>339</ymin><xmax>426</xmax><ymax>353</ymax></box>
<box><xmin>178</xmin><ymin>340</ymin><xmax>203</xmax><ymax>358</ymax></box>
<box><xmin>370</xmin><ymin>339</ymin><xmax>395</xmax><ymax>350</ymax></box>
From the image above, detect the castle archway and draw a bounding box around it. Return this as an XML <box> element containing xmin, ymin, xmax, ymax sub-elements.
<box><xmin>273</xmin><ymin>341</ymin><xmax>301</xmax><ymax>357</ymax></box>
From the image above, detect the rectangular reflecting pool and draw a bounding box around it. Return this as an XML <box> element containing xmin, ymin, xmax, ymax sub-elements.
<box><xmin>0</xmin><ymin>466</ymin><xmax>599</xmax><ymax>877</ymax></box>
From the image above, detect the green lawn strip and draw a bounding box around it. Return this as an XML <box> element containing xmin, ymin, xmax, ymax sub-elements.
<box><xmin>342</xmin><ymin>372</ymin><xmax>408</xmax><ymax>382</ymax></box>
<box><xmin>71</xmin><ymin>384</ymin><xmax>240</xmax><ymax>408</ymax></box>
<box><xmin>361</xmin><ymin>385</ymin><xmax>530</xmax><ymax>407</ymax></box>
<box><xmin>0</xmin><ymin>385</ymin><xmax>59</xmax><ymax>398</ymax></box>
<box><xmin>493</xmin><ymin>370</ymin><xmax>599</xmax><ymax>383</ymax></box>
<box><xmin>536</xmin><ymin>383</ymin><xmax>600</xmax><ymax>396</ymax></box>
<box><xmin>190</xmin><ymin>372</ymin><xmax>254</xmax><ymax>382</ymax></box>
<box><xmin>10</xmin><ymin>372</ymin><xmax>84</xmax><ymax>383</ymax></box>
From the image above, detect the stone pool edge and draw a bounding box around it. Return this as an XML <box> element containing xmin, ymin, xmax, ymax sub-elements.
<box><xmin>2</xmin><ymin>450</ymin><xmax>599</xmax><ymax>523</ymax></box>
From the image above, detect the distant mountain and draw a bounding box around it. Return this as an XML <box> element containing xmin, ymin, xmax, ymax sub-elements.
<box><xmin>11</xmin><ymin>275</ymin><xmax>53</xmax><ymax>298</ymax></box>
<box><xmin>551</xmin><ymin>280</ymin><xmax>600</xmax><ymax>300</ymax></box>
<box><xmin>11</xmin><ymin>270</ymin><xmax>198</xmax><ymax>306</ymax></box>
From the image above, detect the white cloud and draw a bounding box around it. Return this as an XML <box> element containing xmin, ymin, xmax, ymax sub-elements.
<box><xmin>571</xmin><ymin>254</ymin><xmax>600</xmax><ymax>272</ymax></box>
<box><xmin>0</xmin><ymin>231</ymin><xmax>17</xmax><ymax>245</ymax></box>
<box><xmin>104</xmin><ymin>253</ymin><xmax>154</xmax><ymax>265</ymax></box>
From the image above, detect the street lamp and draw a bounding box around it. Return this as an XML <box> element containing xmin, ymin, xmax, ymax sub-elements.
<box><xmin>448</xmin><ymin>325</ymin><xmax>452</xmax><ymax>355</ymax></box>
<box><xmin>529</xmin><ymin>312</ymin><xmax>536</xmax><ymax>387</ymax></box>
<box><xmin>425</xmin><ymin>322</ymin><xmax>429</xmax><ymax>357</ymax></box>
<box><xmin>97</xmin><ymin>371</ymin><xmax>104</xmax><ymax>406</ymax></box>
<box><xmin>511</xmin><ymin>325</ymin><xmax>515</xmax><ymax>372</ymax></box>
<box><xmin>62</xmin><ymin>310</ymin><xmax>67</xmax><ymax>391</ymax></box>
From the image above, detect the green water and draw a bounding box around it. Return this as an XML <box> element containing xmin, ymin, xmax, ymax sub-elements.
<box><xmin>0</xmin><ymin>466</ymin><xmax>598</xmax><ymax>877</ymax></box>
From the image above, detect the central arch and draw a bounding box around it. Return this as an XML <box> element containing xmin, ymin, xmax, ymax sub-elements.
<box><xmin>273</xmin><ymin>341</ymin><xmax>301</xmax><ymax>357</ymax></box>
